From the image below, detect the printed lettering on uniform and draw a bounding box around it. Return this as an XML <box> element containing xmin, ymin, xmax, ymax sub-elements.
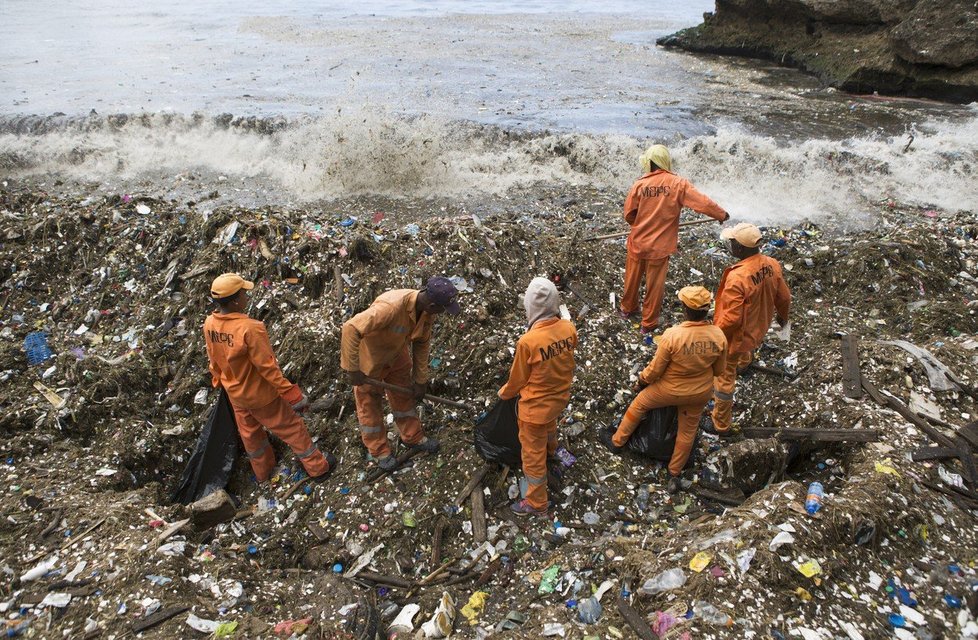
<box><xmin>640</xmin><ymin>185</ymin><xmax>671</xmax><ymax>198</ymax></box>
<box><xmin>749</xmin><ymin>264</ymin><xmax>774</xmax><ymax>286</ymax></box>
<box><xmin>391</xmin><ymin>325</ymin><xmax>407</xmax><ymax>334</ymax></box>
<box><xmin>680</xmin><ymin>340</ymin><xmax>723</xmax><ymax>356</ymax></box>
<box><xmin>539</xmin><ymin>336</ymin><xmax>576</xmax><ymax>361</ymax></box>
<box><xmin>207</xmin><ymin>330</ymin><xmax>234</xmax><ymax>347</ymax></box>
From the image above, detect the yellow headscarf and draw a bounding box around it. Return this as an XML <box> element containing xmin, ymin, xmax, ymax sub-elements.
<box><xmin>640</xmin><ymin>144</ymin><xmax>672</xmax><ymax>173</ymax></box>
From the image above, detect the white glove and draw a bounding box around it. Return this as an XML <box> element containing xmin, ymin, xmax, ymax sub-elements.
<box><xmin>291</xmin><ymin>393</ymin><xmax>310</xmax><ymax>413</ymax></box>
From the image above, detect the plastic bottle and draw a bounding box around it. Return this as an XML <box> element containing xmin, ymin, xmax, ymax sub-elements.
<box><xmin>805</xmin><ymin>482</ymin><xmax>824</xmax><ymax>515</ymax></box>
<box><xmin>577</xmin><ymin>597</ymin><xmax>602</xmax><ymax>624</ymax></box>
<box><xmin>640</xmin><ymin>568</ymin><xmax>686</xmax><ymax>594</ymax></box>
<box><xmin>635</xmin><ymin>485</ymin><xmax>650</xmax><ymax>511</ymax></box>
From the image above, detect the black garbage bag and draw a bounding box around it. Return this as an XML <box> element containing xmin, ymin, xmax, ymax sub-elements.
<box><xmin>474</xmin><ymin>397</ymin><xmax>521</xmax><ymax>467</ymax></box>
<box><xmin>171</xmin><ymin>389</ymin><xmax>240</xmax><ymax>505</ymax></box>
<box><xmin>623</xmin><ymin>405</ymin><xmax>680</xmax><ymax>462</ymax></box>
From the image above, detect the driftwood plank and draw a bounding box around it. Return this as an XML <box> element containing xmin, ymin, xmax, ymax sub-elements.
<box><xmin>431</xmin><ymin>516</ymin><xmax>447</xmax><ymax>566</ymax></box>
<box><xmin>471</xmin><ymin>484</ymin><xmax>487</xmax><ymax>545</ymax></box>
<box><xmin>958</xmin><ymin>422</ymin><xmax>978</xmax><ymax>452</ymax></box>
<box><xmin>454</xmin><ymin>465</ymin><xmax>490</xmax><ymax>508</ymax></box>
<box><xmin>840</xmin><ymin>335</ymin><xmax>863</xmax><ymax>399</ymax></box>
<box><xmin>131</xmin><ymin>604</ymin><xmax>189</xmax><ymax>634</ymax></box>
<box><xmin>741</xmin><ymin>427</ymin><xmax>879</xmax><ymax>442</ymax></box>
<box><xmin>911</xmin><ymin>447</ymin><xmax>961</xmax><ymax>462</ymax></box>
<box><xmin>617</xmin><ymin>598</ymin><xmax>659</xmax><ymax>640</ymax></box>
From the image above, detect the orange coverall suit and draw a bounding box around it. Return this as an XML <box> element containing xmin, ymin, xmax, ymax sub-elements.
<box><xmin>711</xmin><ymin>254</ymin><xmax>791</xmax><ymax>432</ymax></box>
<box><xmin>498</xmin><ymin>318</ymin><xmax>578</xmax><ymax>511</ymax></box>
<box><xmin>623</xmin><ymin>170</ymin><xmax>727</xmax><ymax>330</ymax></box>
<box><xmin>203</xmin><ymin>312</ymin><xmax>329</xmax><ymax>482</ymax></box>
<box><xmin>613</xmin><ymin>321</ymin><xmax>727</xmax><ymax>476</ymax></box>
<box><xmin>340</xmin><ymin>289</ymin><xmax>433</xmax><ymax>459</ymax></box>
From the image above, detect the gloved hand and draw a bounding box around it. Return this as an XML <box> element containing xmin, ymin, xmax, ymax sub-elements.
<box><xmin>412</xmin><ymin>382</ymin><xmax>428</xmax><ymax>401</ymax></box>
<box><xmin>631</xmin><ymin>379</ymin><xmax>648</xmax><ymax>394</ymax></box>
<box><xmin>291</xmin><ymin>393</ymin><xmax>310</xmax><ymax>413</ymax></box>
<box><xmin>347</xmin><ymin>370</ymin><xmax>367</xmax><ymax>386</ymax></box>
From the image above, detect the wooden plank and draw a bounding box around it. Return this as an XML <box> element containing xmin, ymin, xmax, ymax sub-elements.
<box><xmin>351</xmin><ymin>571</ymin><xmax>414</xmax><ymax>589</ymax></box>
<box><xmin>333</xmin><ymin>263</ymin><xmax>344</xmax><ymax>302</ymax></box>
<box><xmin>741</xmin><ymin>427</ymin><xmax>879</xmax><ymax>442</ymax></box>
<box><xmin>454</xmin><ymin>465</ymin><xmax>490</xmax><ymax>508</ymax></box>
<box><xmin>691</xmin><ymin>484</ymin><xmax>745</xmax><ymax>506</ymax></box>
<box><xmin>958</xmin><ymin>422</ymin><xmax>978</xmax><ymax>452</ymax></box>
<box><xmin>861</xmin><ymin>377</ymin><xmax>957</xmax><ymax>448</ymax></box>
<box><xmin>471</xmin><ymin>484</ymin><xmax>487</xmax><ymax>545</ymax></box>
<box><xmin>911</xmin><ymin>447</ymin><xmax>961</xmax><ymax>462</ymax></box>
<box><xmin>431</xmin><ymin>516</ymin><xmax>447</xmax><ymax>566</ymax></box>
<box><xmin>840</xmin><ymin>335</ymin><xmax>863</xmax><ymax>398</ymax></box>
<box><xmin>954</xmin><ymin>437</ymin><xmax>978</xmax><ymax>488</ymax></box>
<box><xmin>617</xmin><ymin>598</ymin><xmax>660</xmax><ymax>640</ymax></box>
<box><xmin>131</xmin><ymin>604</ymin><xmax>189</xmax><ymax>634</ymax></box>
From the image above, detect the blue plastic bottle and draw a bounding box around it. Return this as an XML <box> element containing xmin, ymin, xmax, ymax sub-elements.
<box><xmin>805</xmin><ymin>482</ymin><xmax>824</xmax><ymax>515</ymax></box>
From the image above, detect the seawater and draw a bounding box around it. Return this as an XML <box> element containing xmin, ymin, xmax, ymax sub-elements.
<box><xmin>1</xmin><ymin>0</ymin><xmax>976</xmax><ymax>223</ymax></box>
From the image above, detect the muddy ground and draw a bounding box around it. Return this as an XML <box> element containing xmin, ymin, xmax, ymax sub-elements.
<box><xmin>0</xmin><ymin>180</ymin><xmax>977</xmax><ymax>639</ymax></box>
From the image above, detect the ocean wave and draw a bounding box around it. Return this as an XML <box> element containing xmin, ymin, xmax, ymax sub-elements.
<box><xmin>1</xmin><ymin>110</ymin><xmax>975</xmax><ymax>223</ymax></box>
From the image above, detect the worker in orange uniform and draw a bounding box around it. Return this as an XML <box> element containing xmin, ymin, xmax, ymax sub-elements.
<box><xmin>203</xmin><ymin>273</ymin><xmax>337</xmax><ymax>483</ymax></box>
<box><xmin>600</xmin><ymin>286</ymin><xmax>727</xmax><ymax>493</ymax></box>
<box><xmin>707</xmin><ymin>223</ymin><xmax>791</xmax><ymax>436</ymax></box>
<box><xmin>498</xmin><ymin>277</ymin><xmax>578</xmax><ymax>517</ymax></box>
<box><xmin>621</xmin><ymin>144</ymin><xmax>729</xmax><ymax>334</ymax></box>
<box><xmin>340</xmin><ymin>277</ymin><xmax>459</xmax><ymax>471</ymax></box>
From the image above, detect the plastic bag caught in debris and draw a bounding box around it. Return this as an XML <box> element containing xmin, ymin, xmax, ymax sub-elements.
<box><xmin>172</xmin><ymin>390</ymin><xmax>240</xmax><ymax>505</ymax></box>
<box><xmin>473</xmin><ymin>397</ymin><xmax>521</xmax><ymax>466</ymax></box>
<box><xmin>622</xmin><ymin>406</ymin><xmax>679</xmax><ymax>462</ymax></box>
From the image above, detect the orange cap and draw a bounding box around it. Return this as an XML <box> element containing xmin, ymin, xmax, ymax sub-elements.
<box><xmin>210</xmin><ymin>273</ymin><xmax>254</xmax><ymax>299</ymax></box>
<box><xmin>678</xmin><ymin>285</ymin><xmax>712</xmax><ymax>310</ymax></box>
<box><xmin>720</xmin><ymin>222</ymin><xmax>762</xmax><ymax>248</ymax></box>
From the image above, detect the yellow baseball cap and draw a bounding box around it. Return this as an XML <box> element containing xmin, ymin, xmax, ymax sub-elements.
<box><xmin>720</xmin><ymin>222</ymin><xmax>763</xmax><ymax>248</ymax></box>
<box><xmin>640</xmin><ymin>144</ymin><xmax>672</xmax><ymax>173</ymax></box>
<box><xmin>210</xmin><ymin>273</ymin><xmax>254</xmax><ymax>299</ymax></box>
<box><xmin>678</xmin><ymin>285</ymin><xmax>712</xmax><ymax>310</ymax></box>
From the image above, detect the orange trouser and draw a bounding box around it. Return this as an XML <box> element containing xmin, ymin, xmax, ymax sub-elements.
<box><xmin>518</xmin><ymin>418</ymin><xmax>558</xmax><ymax>510</ymax></box>
<box><xmin>622</xmin><ymin>254</ymin><xmax>669</xmax><ymax>330</ymax></box>
<box><xmin>711</xmin><ymin>350</ymin><xmax>754</xmax><ymax>432</ymax></box>
<box><xmin>233</xmin><ymin>396</ymin><xmax>329</xmax><ymax>482</ymax></box>
<box><xmin>353</xmin><ymin>348</ymin><xmax>423</xmax><ymax>459</ymax></box>
<box><xmin>613</xmin><ymin>383</ymin><xmax>712</xmax><ymax>477</ymax></box>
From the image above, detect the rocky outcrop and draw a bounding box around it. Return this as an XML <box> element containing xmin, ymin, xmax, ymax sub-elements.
<box><xmin>658</xmin><ymin>0</ymin><xmax>978</xmax><ymax>103</ymax></box>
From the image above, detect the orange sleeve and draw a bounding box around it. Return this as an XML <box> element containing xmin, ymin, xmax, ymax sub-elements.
<box><xmin>245</xmin><ymin>322</ymin><xmax>297</xmax><ymax>400</ymax></box>
<box><xmin>498</xmin><ymin>338</ymin><xmax>531</xmax><ymax>400</ymax></box>
<box><xmin>679</xmin><ymin>180</ymin><xmax>726</xmax><ymax>221</ymax></box>
<box><xmin>624</xmin><ymin>182</ymin><xmax>640</xmax><ymax>226</ymax></box>
<box><xmin>775</xmin><ymin>269</ymin><xmax>791</xmax><ymax>323</ymax></box>
<box><xmin>340</xmin><ymin>302</ymin><xmax>396</xmax><ymax>373</ymax></box>
<box><xmin>639</xmin><ymin>338</ymin><xmax>671</xmax><ymax>384</ymax></box>
<box><xmin>712</xmin><ymin>338</ymin><xmax>728</xmax><ymax>377</ymax></box>
<box><xmin>715</xmin><ymin>282</ymin><xmax>746</xmax><ymax>344</ymax></box>
<box><xmin>411</xmin><ymin>320</ymin><xmax>432</xmax><ymax>384</ymax></box>
<box><xmin>204</xmin><ymin>334</ymin><xmax>223</xmax><ymax>388</ymax></box>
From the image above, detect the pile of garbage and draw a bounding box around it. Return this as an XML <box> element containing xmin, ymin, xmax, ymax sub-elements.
<box><xmin>1</xmin><ymin>182</ymin><xmax>976</xmax><ymax>639</ymax></box>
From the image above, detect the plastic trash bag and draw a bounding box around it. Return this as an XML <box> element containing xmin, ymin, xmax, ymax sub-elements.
<box><xmin>172</xmin><ymin>389</ymin><xmax>240</xmax><ymax>505</ymax></box>
<box><xmin>623</xmin><ymin>406</ymin><xmax>680</xmax><ymax>462</ymax></box>
<box><xmin>474</xmin><ymin>397</ymin><xmax>521</xmax><ymax>466</ymax></box>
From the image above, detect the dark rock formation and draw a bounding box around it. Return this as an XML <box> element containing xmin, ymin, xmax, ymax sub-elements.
<box><xmin>658</xmin><ymin>0</ymin><xmax>978</xmax><ymax>103</ymax></box>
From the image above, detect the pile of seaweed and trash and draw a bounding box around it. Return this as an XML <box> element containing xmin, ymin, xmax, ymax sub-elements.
<box><xmin>0</xmin><ymin>181</ymin><xmax>977</xmax><ymax>639</ymax></box>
